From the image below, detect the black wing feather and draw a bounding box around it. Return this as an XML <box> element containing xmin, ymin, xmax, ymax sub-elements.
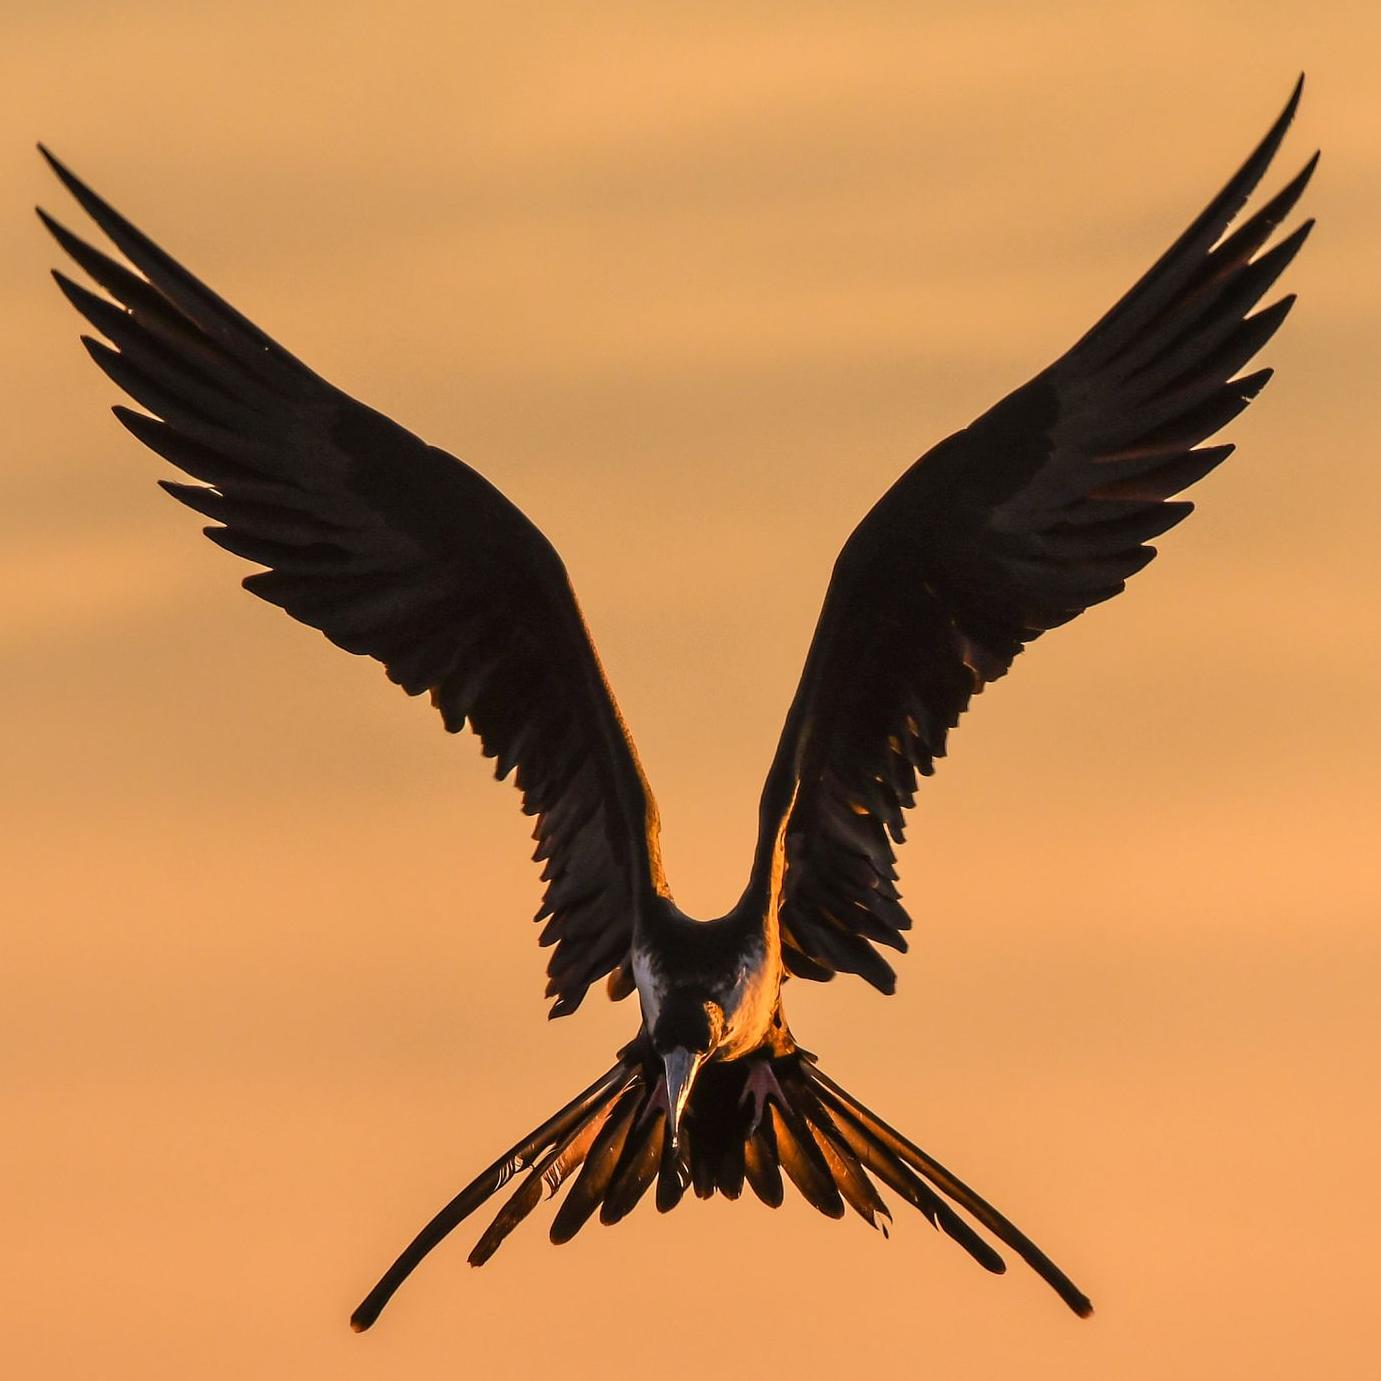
<box><xmin>41</xmin><ymin>149</ymin><xmax>668</xmax><ymax>1017</ymax></box>
<box><xmin>755</xmin><ymin>79</ymin><xmax>1315</xmax><ymax>992</ymax></box>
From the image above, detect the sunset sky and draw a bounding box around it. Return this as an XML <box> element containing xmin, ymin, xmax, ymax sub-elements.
<box><xmin>4</xmin><ymin>3</ymin><xmax>1379</xmax><ymax>1377</ymax></box>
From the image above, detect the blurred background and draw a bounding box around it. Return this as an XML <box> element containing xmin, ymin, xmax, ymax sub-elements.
<box><xmin>4</xmin><ymin>2</ymin><xmax>1378</xmax><ymax>1377</ymax></box>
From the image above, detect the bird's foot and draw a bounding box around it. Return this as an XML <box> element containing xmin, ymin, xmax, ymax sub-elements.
<box><xmin>738</xmin><ymin>1060</ymin><xmax>786</xmax><ymax>1137</ymax></box>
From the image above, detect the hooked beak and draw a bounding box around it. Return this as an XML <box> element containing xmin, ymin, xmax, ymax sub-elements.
<box><xmin>662</xmin><ymin>1047</ymin><xmax>706</xmax><ymax>1149</ymax></box>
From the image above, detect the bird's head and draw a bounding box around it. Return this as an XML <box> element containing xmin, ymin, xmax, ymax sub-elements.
<box><xmin>650</xmin><ymin>991</ymin><xmax>725</xmax><ymax>1147</ymax></box>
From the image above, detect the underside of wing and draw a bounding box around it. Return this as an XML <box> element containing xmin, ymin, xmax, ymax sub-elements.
<box><xmin>758</xmin><ymin>78</ymin><xmax>1316</xmax><ymax>993</ymax></box>
<box><xmin>40</xmin><ymin>149</ymin><xmax>665</xmax><ymax>1016</ymax></box>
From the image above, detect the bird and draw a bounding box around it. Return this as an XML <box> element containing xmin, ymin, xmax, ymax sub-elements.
<box><xmin>38</xmin><ymin>75</ymin><xmax>1315</xmax><ymax>1331</ymax></box>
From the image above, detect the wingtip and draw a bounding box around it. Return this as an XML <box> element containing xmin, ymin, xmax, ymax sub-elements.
<box><xmin>35</xmin><ymin>205</ymin><xmax>81</xmax><ymax>256</ymax></box>
<box><xmin>34</xmin><ymin>204</ymin><xmax>69</xmax><ymax>242</ymax></box>
<box><xmin>77</xmin><ymin>332</ymin><xmax>111</xmax><ymax>364</ymax></box>
<box><xmin>1260</xmin><ymin>74</ymin><xmax>1305</xmax><ymax>161</ymax></box>
<box><xmin>1240</xmin><ymin>74</ymin><xmax>1308</xmax><ymax>192</ymax></box>
<box><xmin>49</xmin><ymin>267</ymin><xmax>93</xmax><ymax>315</ymax></box>
<box><xmin>1281</xmin><ymin>150</ymin><xmax>1321</xmax><ymax>206</ymax></box>
<box><xmin>1270</xmin><ymin>75</ymin><xmax>1305</xmax><ymax>147</ymax></box>
<box><xmin>1282</xmin><ymin>73</ymin><xmax>1305</xmax><ymax>122</ymax></box>
<box><xmin>36</xmin><ymin>142</ymin><xmax>78</xmax><ymax>189</ymax></box>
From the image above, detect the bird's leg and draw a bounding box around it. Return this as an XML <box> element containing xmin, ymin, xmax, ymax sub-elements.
<box><xmin>738</xmin><ymin>1059</ymin><xmax>787</xmax><ymax>1137</ymax></box>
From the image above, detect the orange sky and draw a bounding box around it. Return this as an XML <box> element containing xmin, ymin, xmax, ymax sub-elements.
<box><xmin>4</xmin><ymin>3</ymin><xmax>1380</xmax><ymax>1378</ymax></box>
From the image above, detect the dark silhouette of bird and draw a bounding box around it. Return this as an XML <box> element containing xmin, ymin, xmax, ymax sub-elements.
<box><xmin>39</xmin><ymin>76</ymin><xmax>1315</xmax><ymax>1330</ymax></box>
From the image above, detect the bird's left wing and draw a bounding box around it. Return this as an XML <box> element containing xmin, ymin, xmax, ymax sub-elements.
<box><xmin>39</xmin><ymin>149</ymin><xmax>665</xmax><ymax>1017</ymax></box>
<box><xmin>754</xmin><ymin>80</ymin><xmax>1315</xmax><ymax>994</ymax></box>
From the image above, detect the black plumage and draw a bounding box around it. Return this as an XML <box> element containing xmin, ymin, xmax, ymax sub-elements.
<box><xmin>756</xmin><ymin>82</ymin><xmax>1315</xmax><ymax>997</ymax></box>
<box><xmin>39</xmin><ymin>75</ymin><xmax>1315</xmax><ymax>1333</ymax></box>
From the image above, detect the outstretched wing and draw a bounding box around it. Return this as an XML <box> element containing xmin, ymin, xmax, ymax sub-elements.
<box><xmin>40</xmin><ymin>149</ymin><xmax>665</xmax><ymax>1017</ymax></box>
<box><xmin>756</xmin><ymin>79</ymin><xmax>1316</xmax><ymax>993</ymax></box>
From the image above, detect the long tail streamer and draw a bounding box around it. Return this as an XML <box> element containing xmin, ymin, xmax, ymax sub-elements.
<box><xmin>351</xmin><ymin>1045</ymin><xmax>1091</xmax><ymax>1330</ymax></box>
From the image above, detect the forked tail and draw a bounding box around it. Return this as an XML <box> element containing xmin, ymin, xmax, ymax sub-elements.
<box><xmin>350</xmin><ymin>1041</ymin><xmax>1091</xmax><ymax>1330</ymax></box>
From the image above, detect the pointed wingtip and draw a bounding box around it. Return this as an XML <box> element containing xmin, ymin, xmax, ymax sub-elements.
<box><xmin>35</xmin><ymin>206</ymin><xmax>90</xmax><ymax>263</ymax></box>
<box><xmin>1253</xmin><ymin>74</ymin><xmax>1306</xmax><ymax>174</ymax></box>
<box><xmin>1221</xmin><ymin>75</ymin><xmax>1310</xmax><ymax>226</ymax></box>
<box><xmin>35</xmin><ymin>205</ymin><xmax>70</xmax><ymax>243</ymax></box>
<box><xmin>78</xmin><ymin>332</ymin><xmax>110</xmax><ymax>364</ymax></box>
<box><xmin>1272</xmin><ymin>74</ymin><xmax>1305</xmax><ymax>144</ymax></box>
<box><xmin>1282</xmin><ymin>73</ymin><xmax>1305</xmax><ymax>122</ymax></box>
<box><xmin>36</xmin><ymin>142</ymin><xmax>77</xmax><ymax>189</ymax></box>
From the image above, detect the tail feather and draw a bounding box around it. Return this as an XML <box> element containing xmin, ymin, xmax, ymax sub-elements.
<box><xmin>467</xmin><ymin>1096</ymin><xmax>612</xmax><ymax>1267</ymax></box>
<box><xmin>349</xmin><ymin>1058</ymin><xmax>633</xmax><ymax>1331</ymax></box>
<box><xmin>770</xmin><ymin>1101</ymin><xmax>846</xmax><ymax>1218</ymax></box>
<box><xmin>807</xmin><ymin>1114</ymin><xmax>893</xmax><ymax>1235</ymax></box>
<box><xmin>716</xmin><ymin>1136</ymin><xmax>747</xmax><ymax>1200</ymax></box>
<box><xmin>822</xmin><ymin>1100</ymin><xmax>1006</xmax><ymax>1273</ymax></box>
<box><xmin>807</xmin><ymin>1063</ymin><xmax>1094</xmax><ymax>1318</ymax></box>
<box><xmin>352</xmin><ymin>1042</ymin><xmax>1092</xmax><ymax>1330</ymax></box>
<box><xmin>600</xmin><ymin>1108</ymin><xmax>664</xmax><ymax>1225</ymax></box>
<box><xmin>744</xmin><ymin>1121</ymin><xmax>785</xmax><ymax>1207</ymax></box>
<box><xmin>549</xmin><ymin>1084</ymin><xmax>643</xmax><ymax>1244</ymax></box>
<box><xmin>655</xmin><ymin>1122</ymin><xmax>690</xmax><ymax>1212</ymax></box>
<box><xmin>689</xmin><ymin>1123</ymin><xmax>719</xmax><ymax>1200</ymax></box>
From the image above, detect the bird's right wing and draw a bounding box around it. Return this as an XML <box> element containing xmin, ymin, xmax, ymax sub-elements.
<box><xmin>754</xmin><ymin>79</ymin><xmax>1315</xmax><ymax>993</ymax></box>
<box><xmin>40</xmin><ymin>149</ymin><xmax>665</xmax><ymax>1017</ymax></box>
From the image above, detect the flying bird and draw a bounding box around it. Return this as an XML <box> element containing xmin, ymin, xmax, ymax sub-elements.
<box><xmin>39</xmin><ymin>76</ymin><xmax>1315</xmax><ymax>1330</ymax></box>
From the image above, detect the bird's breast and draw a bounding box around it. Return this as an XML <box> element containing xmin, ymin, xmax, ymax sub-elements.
<box><xmin>716</xmin><ymin>939</ymin><xmax>782</xmax><ymax>1059</ymax></box>
<box><xmin>629</xmin><ymin>939</ymin><xmax>666</xmax><ymax>1033</ymax></box>
<box><xmin>631</xmin><ymin>911</ymin><xmax>783</xmax><ymax>1060</ymax></box>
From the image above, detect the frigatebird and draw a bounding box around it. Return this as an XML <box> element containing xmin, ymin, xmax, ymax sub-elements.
<box><xmin>39</xmin><ymin>76</ymin><xmax>1314</xmax><ymax>1329</ymax></box>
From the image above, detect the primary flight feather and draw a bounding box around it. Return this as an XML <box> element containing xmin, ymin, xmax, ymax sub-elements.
<box><xmin>39</xmin><ymin>75</ymin><xmax>1315</xmax><ymax>1328</ymax></box>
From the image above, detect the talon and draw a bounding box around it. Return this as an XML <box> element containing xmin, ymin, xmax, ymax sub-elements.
<box><xmin>738</xmin><ymin>1061</ymin><xmax>787</xmax><ymax>1136</ymax></box>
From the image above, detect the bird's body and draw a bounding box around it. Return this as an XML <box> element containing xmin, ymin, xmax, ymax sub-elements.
<box><xmin>40</xmin><ymin>76</ymin><xmax>1316</xmax><ymax>1331</ymax></box>
<box><xmin>632</xmin><ymin>897</ymin><xmax>785</xmax><ymax>1064</ymax></box>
